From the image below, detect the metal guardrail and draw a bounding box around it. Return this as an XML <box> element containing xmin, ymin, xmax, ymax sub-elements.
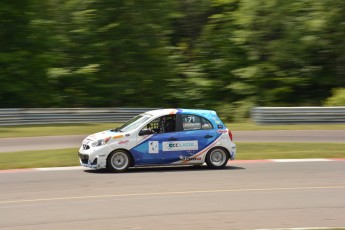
<box><xmin>251</xmin><ymin>106</ymin><xmax>345</xmax><ymax>124</ymax></box>
<box><xmin>0</xmin><ymin>108</ymin><xmax>157</xmax><ymax>126</ymax></box>
<box><xmin>2</xmin><ymin>107</ymin><xmax>345</xmax><ymax>126</ymax></box>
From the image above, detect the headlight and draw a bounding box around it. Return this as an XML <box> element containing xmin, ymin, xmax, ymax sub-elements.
<box><xmin>91</xmin><ymin>136</ymin><xmax>111</xmax><ymax>147</ymax></box>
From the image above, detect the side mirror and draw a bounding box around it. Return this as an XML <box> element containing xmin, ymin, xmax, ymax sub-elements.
<box><xmin>139</xmin><ymin>129</ymin><xmax>153</xmax><ymax>136</ymax></box>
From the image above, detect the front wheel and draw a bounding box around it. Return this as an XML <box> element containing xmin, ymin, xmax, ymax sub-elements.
<box><xmin>206</xmin><ymin>147</ymin><xmax>229</xmax><ymax>169</ymax></box>
<box><xmin>107</xmin><ymin>150</ymin><xmax>132</xmax><ymax>172</ymax></box>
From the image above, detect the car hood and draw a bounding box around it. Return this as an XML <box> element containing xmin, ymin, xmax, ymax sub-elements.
<box><xmin>85</xmin><ymin>130</ymin><xmax>124</xmax><ymax>141</ymax></box>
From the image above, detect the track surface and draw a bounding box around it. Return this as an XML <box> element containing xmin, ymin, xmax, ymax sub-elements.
<box><xmin>1</xmin><ymin>130</ymin><xmax>345</xmax><ymax>152</ymax></box>
<box><xmin>1</xmin><ymin>161</ymin><xmax>344</xmax><ymax>229</ymax></box>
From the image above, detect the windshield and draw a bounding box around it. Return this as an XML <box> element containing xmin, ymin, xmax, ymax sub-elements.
<box><xmin>114</xmin><ymin>114</ymin><xmax>152</xmax><ymax>132</ymax></box>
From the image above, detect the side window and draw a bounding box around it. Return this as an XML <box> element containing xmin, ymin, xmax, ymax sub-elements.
<box><xmin>201</xmin><ymin>117</ymin><xmax>213</xmax><ymax>130</ymax></box>
<box><xmin>146</xmin><ymin>118</ymin><xmax>161</xmax><ymax>134</ymax></box>
<box><xmin>182</xmin><ymin>114</ymin><xmax>201</xmax><ymax>130</ymax></box>
<box><xmin>141</xmin><ymin>115</ymin><xmax>176</xmax><ymax>135</ymax></box>
<box><xmin>182</xmin><ymin>114</ymin><xmax>213</xmax><ymax>131</ymax></box>
<box><xmin>162</xmin><ymin>115</ymin><xmax>176</xmax><ymax>133</ymax></box>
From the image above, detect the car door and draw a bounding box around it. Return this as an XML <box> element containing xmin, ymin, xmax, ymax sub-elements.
<box><xmin>132</xmin><ymin>115</ymin><xmax>178</xmax><ymax>165</ymax></box>
<box><xmin>164</xmin><ymin>114</ymin><xmax>217</xmax><ymax>162</ymax></box>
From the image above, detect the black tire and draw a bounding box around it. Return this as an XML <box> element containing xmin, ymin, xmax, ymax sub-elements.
<box><xmin>107</xmin><ymin>150</ymin><xmax>132</xmax><ymax>172</ymax></box>
<box><xmin>205</xmin><ymin>147</ymin><xmax>229</xmax><ymax>169</ymax></box>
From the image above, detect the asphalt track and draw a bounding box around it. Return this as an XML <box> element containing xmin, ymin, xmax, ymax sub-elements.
<box><xmin>1</xmin><ymin>130</ymin><xmax>345</xmax><ymax>152</ymax></box>
<box><xmin>0</xmin><ymin>161</ymin><xmax>344</xmax><ymax>229</ymax></box>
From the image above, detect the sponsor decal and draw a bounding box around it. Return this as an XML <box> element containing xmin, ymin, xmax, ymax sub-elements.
<box><xmin>213</xmin><ymin>117</ymin><xmax>220</xmax><ymax>124</ymax></box>
<box><xmin>179</xmin><ymin>155</ymin><xmax>201</xmax><ymax>161</ymax></box>
<box><xmin>169</xmin><ymin>109</ymin><xmax>177</xmax><ymax>115</ymax></box>
<box><xmin>221</xmin><ymin>136</ymin><xmax>228</xmax><ymax>140</ymax></box>
<box><xmin>125</xmin><ymin>134</ymin><xmax>130</xmax><ymax>137</ymax></box>
<box><xmin>87</xmin><ymin>134</ymin><xmax>96</xmax><ymax>140</ymax></box>
<box><xmin>113</xmin><ymin>135</ymin><xmax>124</xmax><ymax>139</ymax></box>
<box><xmin>163</xmin><ymin>141</ymin><xmax>198</xmax><ymax>151</ymax></box>
<box><xmin>82</xmin><ymin>140</ymin><xmax>90</xmax><ymax>145</ymax></box>
<box><xmin>118</xmin><ymin>140</ymin><xmax>129</xmax><ymax>145</ymax></box>
<box><xmin>218</xmin><ymin>125</ymin><xmax>223</xmax><ymax>129</ymax></box>
<box><xmin>217</xmin><ymin>130</ymin><xmax>228</xmax><ymax>133</ymax></box>
<box><xmin>149</xmin><ymin>141</ymin><xmax>159</xmax><ymax>154</ymax></box>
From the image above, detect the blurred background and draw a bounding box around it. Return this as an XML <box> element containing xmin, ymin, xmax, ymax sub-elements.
<box><xmin>1</xmin><ymin>2</ymin><xmax>345</xmax><ymax>228</ymax></box>
<box><xmin>1</xmin><ymin>0</ymin><xmax>345</xmax><ymax>121</ymax></box>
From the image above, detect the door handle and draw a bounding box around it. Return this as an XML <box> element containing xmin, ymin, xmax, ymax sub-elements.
<box><xmin>204</xmin><ymin>135</ymin><xmax>213</xmax><ymax>138</ymax></box>
<box><xmin>168</xmin><ymin>137</ymin><xmax>178</xmax><ymax>141</ymax></box>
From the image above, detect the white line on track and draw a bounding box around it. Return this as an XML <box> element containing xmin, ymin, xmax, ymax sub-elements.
<box><xmin>254</xmin><ymin>228</ymin><xmax>345</xmax><ymax>230</ymax></box>
<box><xmin>0</xmin><ymin>185</ymin><xmax>344</xmax><ymax>205</ymax></box>
<box><xmin>36</xmin><ymin>166</ymin><xmax>84</xmax><ymax>171</ymax></box>
<box><xmin>271</xmin><ymin>158</ymin><xmax>333</xmax><ymax>162</ymax></box>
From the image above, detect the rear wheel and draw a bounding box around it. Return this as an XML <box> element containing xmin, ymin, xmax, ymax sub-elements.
<box><xmin>206</xmin><ymin>147</ymin><xmax>229</xmax><ymax>169</ymax></box>
<box><xmin>107</xmin><ymin>150</ymin><xmax>132</xmax><ymax>172</ymax></box>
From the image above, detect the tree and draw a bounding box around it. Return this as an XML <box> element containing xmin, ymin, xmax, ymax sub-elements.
<box><xmin>1</xmin><ymin>0</ymin><xmax>344</xmax><ymax>118</ymax></box>
<box><xmin>0</xmin><ymin>0</ymin><xmax>55</xmax><ymax>107</ymax></box>
<box><xmin>324</xmin><ymin>88</ymin><xmax>345</xmax><ymax>106</ymax></box>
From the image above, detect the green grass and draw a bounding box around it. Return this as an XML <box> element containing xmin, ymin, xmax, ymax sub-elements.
<box><xmin>236</xmin><ymin>142</ymin><xmax>345</xmax><ymax>160</ymax></box>
<box><xmin>0</xmin><ymin>123</ymin><xmax>121</xmax><ymax>138</ymax></box>
<box><xmin>1</xmin><ymin>121</ymin><xmax>345</xmax><ymax>138</ymax></box>
<box><xmin>1</xmin><ymin>143</ymin><xmax>344</xmax><ymax>170</ymax></box>
<box><xmin>0</xmin><ymin>148</ymin><xmax>79</xmax><ymax>170</ymax></box>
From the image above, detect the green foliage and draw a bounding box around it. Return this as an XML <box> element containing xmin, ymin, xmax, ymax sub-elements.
<box><xmin>1</xmin><ymin>0</ymin><xmax>345</xmax><ymax>120</ymax></box>
<box><xmin>324</xmin><ymin>88</ymin><xmax>345</xmax><ymax>106</ymax></box>
<box><xmin>0</xmin><ymin>0</ymin><xmax>55</xmax><ymax>107</ymax></box>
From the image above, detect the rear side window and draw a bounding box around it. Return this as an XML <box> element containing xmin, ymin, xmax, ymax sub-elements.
<box><xmin>182</xmin><ymin>114</ymin><xmax>213</xmax><ymax>131</ymax></box>
<box><xmin>201</xmin><ymin>117</ymin><xmax>213</xmax><ymax>130</ymax></box>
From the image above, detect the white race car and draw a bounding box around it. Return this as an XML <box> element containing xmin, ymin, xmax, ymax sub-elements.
<box><xmin>78</xmin><ymin>109</ymin><xmax>236</xmax><ymax>172</ymax></box>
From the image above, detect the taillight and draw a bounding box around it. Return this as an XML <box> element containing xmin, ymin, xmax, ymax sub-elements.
<box><xmin>228</xmin><ymin>130</ymin><xmax>233</xmax><ymax>141</ymax></box>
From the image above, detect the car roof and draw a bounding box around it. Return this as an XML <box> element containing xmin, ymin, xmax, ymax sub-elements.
<box><xmin>144</xmin><ymin>109</ymin><xmax>217</xmax><ymax>117</ymax></box>
<box><xmin>144</xmin><ymin>108</ymin><xmax>225</xmax><ymax>127</ymax></box>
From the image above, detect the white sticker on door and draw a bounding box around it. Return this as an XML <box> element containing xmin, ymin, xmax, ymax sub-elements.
<box><xmin>162</xmin><ymin>141</ymin><xmax>198</xmax><ymax>151</ymax></box>
<box><xmin>148</xmin><ymin>141</ymin><xmax>159</xmax><ymax>154</ymax></box>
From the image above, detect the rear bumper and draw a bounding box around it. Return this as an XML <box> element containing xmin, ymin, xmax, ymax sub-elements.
<box><xmin>230</xmin><ymin>144</ymin><xmax>236</xmax><ymax>160</ymax></box>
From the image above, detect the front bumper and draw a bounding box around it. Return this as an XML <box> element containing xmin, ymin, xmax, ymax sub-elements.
<box><xmin>78</xmin><ymin>145</ymin><xmax>111</xmax><ymax>169</ymax></box>
<box><xmin>78</xmin><ymin>152</ymin><xmax>99</xmax><ymax>168</ymax></box>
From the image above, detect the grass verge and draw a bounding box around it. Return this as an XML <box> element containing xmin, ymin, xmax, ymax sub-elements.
<box><xmin>237</xmin><ymin>142</ymin><xmax>345</xmax><ymax>160</ymax></box>
<box><xmin>0</xmin><ymin>123</ymin><xmax>122</xmax><ymax>138</ymax></box>
<box><xmin>0</xmin><ymin>142</ymin><xmax>344</xmax><ymax>170</ymax></box>
<box><xmin>0</xmin><ymin>149</ymin><xmax>79</xmax><ymax>170</ymax></box>
<box><xmin>1</xmin><ymin>121</ymin><xmax>345</xmax><ymax>138</ymax></box>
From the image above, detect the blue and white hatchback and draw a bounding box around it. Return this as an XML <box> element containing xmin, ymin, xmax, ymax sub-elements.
<box><xmin>78</xmin><ymin>109</ymin><xmax>236</xmax><ymax>172</ymax></box>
